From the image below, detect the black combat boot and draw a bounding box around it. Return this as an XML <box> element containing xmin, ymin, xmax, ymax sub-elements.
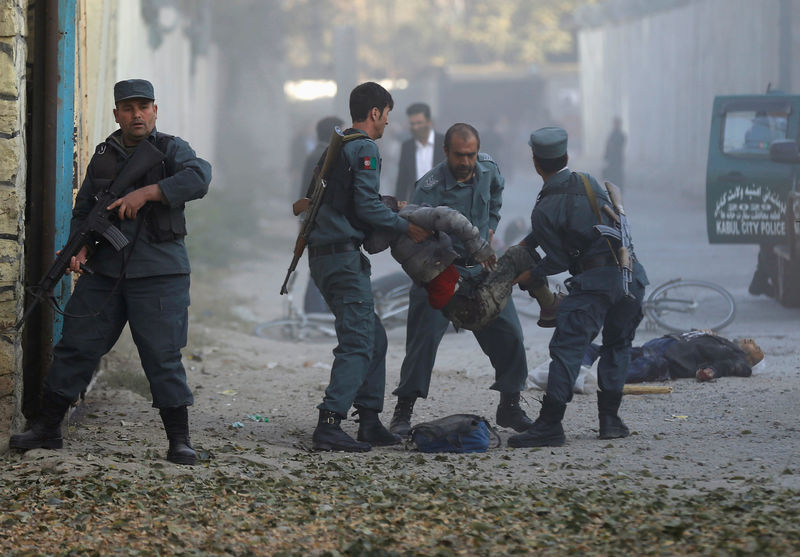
<box><xmin>355</xmin><ymin>407</ymin><xmax>402</xmax><ymax>446</ymax></box>
<box><xmin>159</xmin><ymin>406</ymin><xmax>198</xmax><ymax>465</ymax></box>
<box><xmin>312</xmin><ymin>410</ymin><xmax>371</xmax><ymax>452</ymax></box>
<box><xmin>388</xmin><ymin>396</ymin><xmax>416</xmax><ymax>437</ymax></box>
<box><xmin>9</xmin><ymin>391</ymin><xmax>72</xmax><ymax>450</ymax></box>
<box><xmin>496</xmin><ymin>392</ymin><xmax>535</xmax><ymax>432</ymax></box>
<box><xmin>507</xmin><ymin>395</ymin><xmax>567</xmax><ymax>448</ymax></box>
<box><xmin>597</xmin><ymin>391</ymin><xmax>630</xmax><ymax>440</ymax></box>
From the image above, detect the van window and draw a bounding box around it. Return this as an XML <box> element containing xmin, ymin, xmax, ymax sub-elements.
<box><xmin>722</xmin><ymin>109</ymin><xmax>788</xmax><ymax>156</ymax></box>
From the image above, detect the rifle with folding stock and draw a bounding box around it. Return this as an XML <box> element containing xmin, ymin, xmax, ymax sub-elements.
<box><xmin>593</xmin><ymin>180</ymin><xmax>635</xmax><ymax>298</ymax></box>
<box><xmin>14</xmin><ymin>139</ymin><xmax>166</xmax><ymax>330</ymax></box>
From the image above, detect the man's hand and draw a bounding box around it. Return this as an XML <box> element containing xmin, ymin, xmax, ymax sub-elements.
<box><xmin>695</xmin><ymin>367</ymin><xmax>715</xmax><ymax>382</ymax></box>
<box><xmin>292</xmin><ymin>197</ymin><xmax>311</xmax><ymax>216</ymax></box>
<box><xmin>107</xmin><ymin>184</ymin><xmax>164</xmax><ymax>220</ymax></box>
<box><xmin>481</xmin><ymin>254</ymin><xmax>497</xmax><ymax>271</ymax></box>
<box><xmin>513</xmin><ymin>269</ymin><xmax>532</xmax><ymax>286</ymax></box>
<box><xmin>58</xmin><ymin>246</ymin><xmax>89</xmax><ymax>275</ymax></box>
<box><xmin>407</xmin><ymin>223</ymin><xmax>431</xmax><ymax>243</ymax></box>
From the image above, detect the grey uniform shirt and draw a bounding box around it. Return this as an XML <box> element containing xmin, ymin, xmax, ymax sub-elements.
<box><xmin>413</xmin><ymin>153</ymin><xmax>503</xmax><ymax>260</ymax></box>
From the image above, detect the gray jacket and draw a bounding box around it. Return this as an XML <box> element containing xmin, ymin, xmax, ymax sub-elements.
<box><xmin>364</xmin><ymin>202</ymin><xmax>494</xmax><ymax>284</ymax></box>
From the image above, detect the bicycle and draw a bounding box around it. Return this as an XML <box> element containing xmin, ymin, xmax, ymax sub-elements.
<box><xmin>254</xmin><ymin>271</ymin><xmax>412</xmax><ymax>342</ymax></box>
<box><xmin>513</xmin><ymin>277</ymin><xmax>736</xmax><ymax>334</ymax></box>
<box><xmin>642</xmin><ymin>278</ymin><xmax>736</xmax><ymax>333</ymax></box>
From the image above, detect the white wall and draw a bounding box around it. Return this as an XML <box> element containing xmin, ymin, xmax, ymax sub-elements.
<box><xmin>578</xmin><ymin>0</ymin><xmax>798</xmax><ymax>190</ymax></box>
<box><xmin>112</xmin><ymin>0</ymin><xmax>218</xmax><ymax>164</ymax></box>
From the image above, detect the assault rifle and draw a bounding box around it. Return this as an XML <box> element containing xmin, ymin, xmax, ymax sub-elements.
<box><xmin>280</xmin><ymin>127</ymin><xmax>348</xmax><ymax>295</ymax></box>
<box><xmin>14</xmin><ymin>139</ymin><xmax>166</xmax><ymax>329</ymax></box>
<box><xmin>594</xmin><ymin>180</ymin><xmax>635</xmax><ymax>298</ymax></box>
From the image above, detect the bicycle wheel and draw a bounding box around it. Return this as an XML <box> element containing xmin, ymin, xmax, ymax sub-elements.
<box><xmin>645</xmin><ymin>279</ymin><xmax>736</xmax><ymax>333</ymax></box>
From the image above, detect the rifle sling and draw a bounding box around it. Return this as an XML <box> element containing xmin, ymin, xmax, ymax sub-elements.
<box><xmin>578</xmin><ymin>173</ymin><xmax>620</xmax><ymax>268</ymax></box>
<box><xmin>104</xmin><ymin>139</ymin><xmax>166</xmax><ymax>198</ymax></box>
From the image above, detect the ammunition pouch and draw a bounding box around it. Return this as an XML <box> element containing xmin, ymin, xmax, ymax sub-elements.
<box><xmin>145</xmin><ymin>203</ymin><xmax>187</xmax><ymax>242</ymax></box>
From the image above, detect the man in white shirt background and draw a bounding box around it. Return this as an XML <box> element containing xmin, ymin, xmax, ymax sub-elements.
<box><xmin>395</xmin><ymin>103</ymin><xmax>445</xmax><ymax>202</ymax></box>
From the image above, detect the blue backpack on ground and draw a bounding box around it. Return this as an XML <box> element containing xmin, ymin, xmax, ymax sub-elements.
<box><xmin>409</xmin><ymin>414</ymin><xmax>501</xmax><ymax>453</ymax></box>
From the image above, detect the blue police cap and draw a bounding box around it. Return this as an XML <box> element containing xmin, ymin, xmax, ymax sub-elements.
<box><xmin>114</xmin><ymin>79</ymin><xmax>155</xmax><ymax>103</ymax></box>
<box><xmin>528</xmin><ymin>127</ymin><xmax>568</xmax><ymax>158</ymax></box>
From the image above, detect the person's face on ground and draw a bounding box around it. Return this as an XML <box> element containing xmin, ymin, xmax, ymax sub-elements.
<box><xmin>737</xmin><ymin>338</ymin><xmax>764</xmax><ymax>366</ymax></box>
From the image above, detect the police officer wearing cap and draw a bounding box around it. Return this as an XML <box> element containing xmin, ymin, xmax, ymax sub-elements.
<box><xmin>389</xmin><ymin>123</ymin><xmax>534</xmax><ymax>437</ymax></box>
<box><xmin>508</xmin><ymin>127</ymin><xmax>648</xmax><ymax>448</ymax></box>
<box><xmin>10</xmin><ymin>79</ymin><xmax>211</xmax><ymax>465</ymax></box>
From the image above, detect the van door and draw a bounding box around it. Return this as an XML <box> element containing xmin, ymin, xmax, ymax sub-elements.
<box><xmin>706</xmin><ymin>94</ymin><xmax>800</xmax><ymax>244</ymax></box>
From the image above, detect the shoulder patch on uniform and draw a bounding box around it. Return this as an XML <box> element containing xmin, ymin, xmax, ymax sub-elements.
<box><xmin>359</xmin><ymin>156</ymin><xmax>377</xmax><ymax>170</ymax></box>
<box><xmin>420</xmin><ymin>174</ymin><xmax>439</xmax><ymax>190</ymax></box>
<box><xmin>477</xmin><ymin>152</ymin><xmax>494</xmax><ymax>163</ymax></box>
<box><xmin>95</xmin><ymin>143</ymin><xmax>107</xmax><ymax>155</ymax></box>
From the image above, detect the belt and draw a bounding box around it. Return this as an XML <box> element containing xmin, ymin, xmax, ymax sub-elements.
<box><xmin>308</xmin><ymin>241</ymin><xmax>359</xmax><ymax>258</ymax></box>
<box><xmin>577</xmin><ymin>252</ymin><xmax>618</xmax><ymax>273</ymax></box>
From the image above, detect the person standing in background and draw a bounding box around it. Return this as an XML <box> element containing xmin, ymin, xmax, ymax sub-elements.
<box><xmin>603</xmin><ymin>117</ymin><xmax>626</xmax><ymax>188</ymax></box>
<box><xmin>395</xmin><ymin>103</ymin><xmax>444</xmax><ymax>202</ymax></box>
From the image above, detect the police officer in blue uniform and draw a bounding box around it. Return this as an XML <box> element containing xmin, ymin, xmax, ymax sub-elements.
<box><xmin>508</xmin><ymin>127</ymin><xmax>648</xmax><ymax>448</ymax></box>
<box><xmin>10</xmin><ymin>79</ymin><xmax>211</xmax><ymax>465</ymax></box>
<box><xmin>308</xmin><ymin>82</ymin><xmax>429</xmax><ymax>452</ymax></box>
<box><xmin>389</xmin><ymin>123</ymin><xmax>533</xmax><ymax>436</ymax></box>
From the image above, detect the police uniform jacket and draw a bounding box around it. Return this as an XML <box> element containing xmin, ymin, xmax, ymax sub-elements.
<box><xmin>71</xmin><ymin>128</ymin><xmax>211</xmax><ymax>278</ymax></box>
<box><xmin>309</xmin><ymin>129</ymin><xmax>409</xmax><ymax>247</ymax></box>
<box><xmin>412</xmin><ymin>153</ymin><xmax>503</xmax><ymax>261</ymax></box>
<box><xmin>524</xmin><ymin>167</ymin><xmax>645</xmax><ymax>285</ymax></box>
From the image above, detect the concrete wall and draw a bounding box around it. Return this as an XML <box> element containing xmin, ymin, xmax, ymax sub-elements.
<box><xmin>114</xmin><ymin>0</ymin><xmax>218</xmax><ymax>166</ymax></box>
<box><xmin>0</xmin><ymin>0</ymin><xmax>28</xmax><ymax>435</ymax></box>
<box><xmin>578</xmin><ymin>0</ymin><xmax>800</xmax><ymax>190</ymax></box>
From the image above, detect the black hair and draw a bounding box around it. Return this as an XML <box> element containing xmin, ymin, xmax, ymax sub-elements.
<box><xmin>349</xmin><ymin>82</ymin><xmax>394</xmax><ymax>122</ymax></box>
<box><xmin>534</xmin><ymin>154</ymin><xmax>568</xmax><ymax>174</ymax></box>
<box><xmin>316</xmin><ymin>115</ymin><xmax>344</xmax><ymax>142</ymax></box>
<box><xmin>444</xmin><ymin>123</ymin><xmax>480</xmax><ymax>150</ymax></box>
<box><xmin>406</xmin><ymin>102</ymin><xmax>431</xmax><ymax>120</ymax></box>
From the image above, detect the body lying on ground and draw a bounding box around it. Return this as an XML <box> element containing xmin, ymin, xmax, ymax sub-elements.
<box><xmin>583</xmin><ymin>330</ymin><xmax>764</xmax><ymax>382</ymax></box>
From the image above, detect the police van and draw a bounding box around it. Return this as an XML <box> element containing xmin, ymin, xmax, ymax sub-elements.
<box><xmin>706</xmin><ymin>91</ymin><xmax>800</xmax><ymax>307</ymax></box>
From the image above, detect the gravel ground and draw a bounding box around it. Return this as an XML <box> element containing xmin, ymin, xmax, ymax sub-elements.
<box><xmin>2</xmin><ymin>177</ymin><xmax>799</xmax><ymax>554</ymax></box>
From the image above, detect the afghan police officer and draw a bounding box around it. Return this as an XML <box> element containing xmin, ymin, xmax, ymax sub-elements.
<box><xmin>389</xmin><ymin>123</ymin><xmax>534</xmax><ymax>436</ymax></box>
<box><xmin>508</xmin><ymin>127</ymin><xmax>648</xmax><ymax>448</ymax></box>
<box><xmin>10</xmin><ymin>79</ymin><xmax>211</xmax><ymax>465</ymax></box>
<box><xmin>307</xmin><ymin>82</ymin><xmax>429</xmax><ymax>452</ymax></box>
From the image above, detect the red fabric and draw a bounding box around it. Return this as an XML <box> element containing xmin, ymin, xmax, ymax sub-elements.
<box><xmin>425</xmin><ymin>264</ymin><xmax>460</xmax><ymax>309</ymax></box>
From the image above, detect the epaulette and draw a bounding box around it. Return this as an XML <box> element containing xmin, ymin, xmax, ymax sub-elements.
<box><xmin>477</xmin><ymin>152</ymin><xmax>495</xmax><ymax>164</ymax></box>
<box><xmin>419</xmin><ymin>171</ymin><xmax>440</xmax><ymax>190</ymax></box>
